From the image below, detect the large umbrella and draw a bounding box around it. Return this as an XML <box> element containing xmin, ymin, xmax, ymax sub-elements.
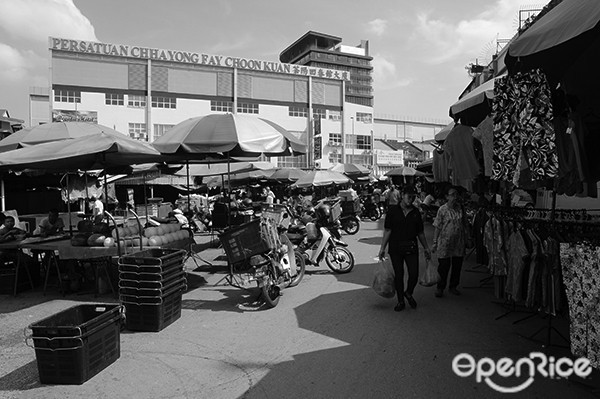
<box><xmin>152</xmin><ymin>114</ymin><xmax>305</xmax><ymax>157</ymax></box>
<box><xmin>0</xmin><ymin>132</ymin><xmax>163</xmax><ymax>171</ymax></box>
<box><xmin>176</xmin><ymin>161</ymin><xmax>275</xmax><ymax>178</ymax></box>
<box><xmin>267</xmin><ymin>167</ymin><xmax>308</xmax><ymax>183</ymax></box>
<box><xmin>203</xmin><ymin>169</ymin><xmax>275</xmax><ymax>188</ymax></box>
<box><xmin>505</xmin><ymin>0</ymin><xmax>600</xmax><ymax>83</ymax></box>
<box><xmin>385</xmin><ymin>166</ymin><xmax>425</xmax><ymax>177</ymax></box>
<box><xmin>291</xmin><ymin>170</ymin><xmax>353</xmax><ymax>188</ymax></box>
<box><xmin>0</xmin><ymin>122</ymin><xmax>125</xmax><ymax>153</ymax></box>
<box><xmin>329</xmin><ymin>163</ymin><xmax>370</xmax><ymax>177</ymax></box>
<box><xmin>449</xmin><ymin>74</ymin><xmax>506</xmax><ymax>127</ymax></box>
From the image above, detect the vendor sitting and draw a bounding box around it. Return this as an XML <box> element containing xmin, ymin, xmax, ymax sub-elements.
<box><xmin>38</xmin><ymin>209</ymin><xmax>65</xmax><ymax>237</ymax></box>
<box><xmin>0</xmin><ymin>216</ymin><xmax>27</xmax><ymax>243</ymax></box>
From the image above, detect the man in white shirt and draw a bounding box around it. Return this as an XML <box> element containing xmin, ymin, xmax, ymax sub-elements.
<box><xmin>38</xmin><ymin>209</ymin><xmax>65</xmax><ymax>237</ymax></box>
<box><xmin>90</xmin><ymin>196</ymin><xmax>104</xmax><ymax>223</ymax></box>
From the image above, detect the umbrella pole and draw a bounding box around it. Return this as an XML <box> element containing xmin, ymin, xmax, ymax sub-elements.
<box><xmin>186</xmin><ymin>160</ymin><xmax>191</xmax><ymax>213</ymax></box>
<box><xmin>104</xmin><ymin>174</ymin><xmax>108</xmax><ymax>222</ymax></box>
<box><xmin>227</xmin><ymin>153</ymin><xmax>231</xmax><ymax>227</ymax></box>
<box><xmin>0</xmin><ymin>177</ymin><xmax>4</xmax><ymax>211</ymax></box>
<box><xmin>66</xmin><ymin>173</ymin><xmax>73</xmax><ymax>237</ymax></box>
<box><xmin>143</xmin><ymin>173</ymin><xmax>148</xmax><ymax>224</ymax></box>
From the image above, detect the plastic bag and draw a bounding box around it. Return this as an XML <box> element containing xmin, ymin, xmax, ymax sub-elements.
<box><xmin>419</xmin><ymin>258</ymin><xmax>440</xmax><ymax>287</ymax></box>
<box><xmin>372</xmin><ymin>258</ymin><xmax>396</xmax><ymax>298</ymax></box>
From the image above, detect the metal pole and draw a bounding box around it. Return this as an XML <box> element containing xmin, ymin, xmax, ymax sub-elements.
<box><xmin>186</xmin><ymin>160</ymin><xmax>191</xmax><ymax>212</ymax></box>
<box><xmin>227</xmin><ymin>153</ymin><xmax>231</xmax><ymax>227</ymax></box>
<box><xmin>0</xmin><ymin>177</ymin><xmax>4</xmax><ymax>211</ymax></box>
<box><xmin>143</xmin><ymin>173</ymin><xmax>148</xmax><ymax>223</ymax></box>
<box><xmin>66</xmin><ymin>173</ymin><xmax>73</xmax><ymax>237</ymax></box>
<box><xmin>351</xmin><ymin>117</ymin><xmax>355</xmax><ymax>163</ymax></box>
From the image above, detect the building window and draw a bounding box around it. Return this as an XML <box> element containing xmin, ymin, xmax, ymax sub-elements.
<box><xmin>237</xmin><ymin>102</ymin><xmax>258</xmax><ymax>114</ymax></box>
<box><xmin>289</xmin><ymin>106</ymin><xmax>308</xmax><ymax>118</ymax></box>
<box><xmin>278</xmin><ymin>155</ymin><xmax>307</xmax><ymax>168</ymax></box>
<box><xmin>328</xmin><ymin>110</ymin><xmax>341</xmax><ymax>121</ymax></box>
<box><xmin>346</xmin><ymin>154</ymin><xmax>372</xmax><ymax>166</ymax></box>
<box><xmin>54</xmin><ymin>90</ymin><xmax>81</xmax><ymax>103</ymax></box>
<box><xmin>328</xmin><ymin>133</ymin><xmax>342</xmax><ymax>146</ymax></box>
<box><xmin>211</xmin><ymin>100</ymin><xmax>233</xmax><ymax>113</ymax></box>
<box><xmin>356</xmin><ymin>112</ymin><xmax>372</xmax><ymax>123</ymax></box>
<box><xmin>329</xmin><ymin>152</ymin><xmax>342</xmax><ymax>164</ymax></box>
<box><xmin>313</xmin><ymin>108</ymin><xmax>326</xmax><ymax>120</ymax></box>
<box><xmin>128</xmin><ymin>95</ymin><xmax>146</xmax><ymax>108</ymax></box>
<box><xmin>151</xmin><ymin>96</ymin><xmax>176</xmax><ymax>109</ymax></box>
<box><xmin>105</xmin><ymin>93</ymin><xmax>124</xmax><ymax>106</ymax></box>
<box><xmin>153</xmin><ymin>124</ymin><xmax>174</xmax><ymax>142</ymax></box>
<box><xmin>128</xmin><ymin>123</ymin><xmax>147</xmax><ymax>141</ymax></box>
<box><xmin>356</xmin><ymin>135</ymin><xmax>372</xmax><ymax>150</ymax></box>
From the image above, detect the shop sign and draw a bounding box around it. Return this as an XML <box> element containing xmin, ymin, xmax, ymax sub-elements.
<box><xmin>52</xmin><ymin>109</ymin><xmax>97</xmax><ymax>123</ymax></box>
<box><xmin>314</xmin><ymin>136</ymin><xmax>322</xmax><ymax>160</ymax></box>
<box><xmin>375</xmin><ymin>150</ymin><xmax>403</xmax><ymax>166</ymax></box>
<box><xmin>50</xmin><ymin>37</ymin><xmax>350</xmax><ymax>81</ymax></box>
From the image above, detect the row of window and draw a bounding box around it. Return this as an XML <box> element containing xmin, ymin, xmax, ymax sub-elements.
<box><xmin>326</xmin><ymin>133</ymin><xmax>373</xmax><ymax>149</ymax></box>
<box><xmin>127</xmin><ymin>123</ymin><xmax>174</xmax><ymax>142</ymax></box>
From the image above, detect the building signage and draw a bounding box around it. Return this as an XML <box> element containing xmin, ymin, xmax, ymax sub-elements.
<box><xmin>375</xmin><ymin>150</ymin><xmax>403</xmax><ymax>165</ymax></box>
<box><xmin>52</xmin><ymin>109</ymin><xmax>98</xmax><ymax>123</ymax></box>
<box><xmin>49</xmin><ymin>37</ymin><xmax>350</xmax><ymax>81</ymax></box>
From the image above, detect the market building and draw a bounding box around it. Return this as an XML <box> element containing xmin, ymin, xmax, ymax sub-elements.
<box><xmin>29</xmin><ymin>33</ymin><xmax>382</xmax><ymax>170</ymax></box>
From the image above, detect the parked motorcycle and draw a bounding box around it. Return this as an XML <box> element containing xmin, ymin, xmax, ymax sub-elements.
<box><xmin>286</xmin><ymin>221</ymin><xmax>355</xmax><ymax>274</ymax></box>
<box><xmin>339</xmin><ymin>214</ymin><xmax>360</xmax><ymax>235</ymax></box>
<box><xmin>360</xmin><ymin>198</ymin><xmax>381</xmax><ymax>221</ymax></box>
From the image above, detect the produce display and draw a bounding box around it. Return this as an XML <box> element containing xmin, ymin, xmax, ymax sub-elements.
<box><xmin>71</xmin><ymin>222</ymin><xmax>188</xmax><ymax>248</ymax></box>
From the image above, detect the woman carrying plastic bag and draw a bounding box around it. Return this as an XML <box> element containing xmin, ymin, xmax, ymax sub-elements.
<box><xmin>372</xmin><ymin>257</ymin><xmax>395</xmax><ymax>298</ymax></box>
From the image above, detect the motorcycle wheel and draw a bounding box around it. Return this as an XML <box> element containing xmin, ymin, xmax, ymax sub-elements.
<box><xmin>342</xmin><ymin>219</ymin><xmax>360</xmax><ymax>235</ymax></box>
<box><xmin>260</xmin><ymin>265</ymin><xmax>280</xmax><ymax>308</ymax></box>
<box><xmin>287</xmin><ymin>249</ymin><xmax>306</xmax><ymax>288</ymax></box>
<box><xmin>325</xmin><ymin>246</ymin><xmax>354</xmax><ymax>274</ymax></box>
<box><xmin>370</xmin><ymin>208</ymin><xmax>381</xmax><ymax>221</ymax></box>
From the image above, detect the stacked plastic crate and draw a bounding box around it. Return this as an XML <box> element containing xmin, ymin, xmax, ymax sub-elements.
<box><xmin>118</xmin><ymin>248</ymin><xmax>187</xmax><ymax>332</ymax></box>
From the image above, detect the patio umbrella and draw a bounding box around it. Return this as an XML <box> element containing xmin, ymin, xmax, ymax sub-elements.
<box><xmin>505</xmin><ymin>0</ymin><xmax>600</xmax><ymax>84</ymax></box>
<box><xmin>385</xmin><ymin>166</ymin><xmax>425</xmax><ymax>177</ymax></box>
<box><xmin>267</xmin><ymin>167</ymin><xmax>308</xmax><ymax>183</ymax></box>
<box><xmin>449</xmin><ymin>74</ymin><xmax>506</xmax><ymax>127</ymax></box>
<box><xmin>291</xmin><ymin>170</ymin><xmax>353</xmax><ymax>188</ymax></box>
<box><xmin>0</xmin><ymin>122</ymin><xmax>125</xmax><ymax>153</ymax></box>
<box><xmin>329</xmin><ymin>163</ymin><xmax>370</xmax><ymax>177</ymax></box>
<box><xmin>176</xmin><ymin>161</ymin><xmax>275</xmax><ymax>178</ymax></box>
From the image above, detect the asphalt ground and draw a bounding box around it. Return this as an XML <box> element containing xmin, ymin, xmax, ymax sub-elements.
<box><xmin>1</xmin><ymin>219</ymin><xmax>599</xmax><ymax>398</ymax></box>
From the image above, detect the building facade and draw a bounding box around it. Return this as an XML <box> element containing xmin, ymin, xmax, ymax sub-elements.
<box><xmin>30</xmin><ymin>34</ymin><xmax>380</xmax><ymax>170</ymax></box>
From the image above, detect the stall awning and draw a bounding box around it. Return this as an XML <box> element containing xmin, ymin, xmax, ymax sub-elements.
<box><xmin>434</xmin><ymin>122</ymin><xmax>455</xmax><ymax>142</ymax></box>
<box><xmin>450</xmin><ymin>75</ymin><xmax>505</xmax><ymax>116</ymax></box>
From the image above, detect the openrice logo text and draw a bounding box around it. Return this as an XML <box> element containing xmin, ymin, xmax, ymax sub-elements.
<box><xmin>452</xmin><ymin>352</ymin><xmax>592</xmax><ymax>393</ymax></box>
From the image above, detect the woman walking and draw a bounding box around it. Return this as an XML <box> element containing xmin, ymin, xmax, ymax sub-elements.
<box><xmin>432</xmin><ymin>187</ymin><xmax>469</xmax><ymax>297</ymax></box>
<box><xmin>379</xmin><ymin>186</ymin><xmax>432</xmax><ymax>311</ymax></box>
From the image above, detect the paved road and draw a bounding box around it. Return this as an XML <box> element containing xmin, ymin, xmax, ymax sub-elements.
<box><xmin>0</xmin><ymin>219</ymin><xmax>598</xmax><ymax>398</ymax></box>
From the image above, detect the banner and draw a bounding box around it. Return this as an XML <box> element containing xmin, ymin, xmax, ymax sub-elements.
<box><xmin>52</xmin><ymin>109</ymin><xmax>98</xmax><ymax>123</ymax></box>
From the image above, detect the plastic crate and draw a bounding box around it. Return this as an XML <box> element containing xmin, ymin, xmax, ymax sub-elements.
<box><xmin>119</xmin><ymin>276</ymin><xmax>187</xmax><ymax>297</ymax></box>
<box><xmin>27</xmin><ymin>304</ymin><xmax>122</xmax><ymax>385</ymax></box>
<box><xmin>119</xmin><ymin>269</ymin><xmax>186</xmax><ymax>290</ymax></box>
<box><xmin>118</xmin><ymin>248</ymin><xmax>186</xmax><ymax>267</ymax></box>
<box><xmin>341</xmin><ymin>198</ymin><xmax>361</xmax><ymax>215</ymax></box>
<box><xmin>219</xmin><ymin>219</ymin><xmax>273</xmax><ymax>265</ymax></box>
<box><xmin>121</xmin><ymin>284</ymin><xmax>185</xmax><ymax>332</ymax></box>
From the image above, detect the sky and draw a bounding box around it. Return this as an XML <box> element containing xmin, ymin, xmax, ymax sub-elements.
<box><xmin>0</xmin><ymin>0</ymin><xmax>544</xmax><ymax>127</ymax></box>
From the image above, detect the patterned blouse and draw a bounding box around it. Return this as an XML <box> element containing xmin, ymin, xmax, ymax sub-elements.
<box><xmin>433</xmin><ymin>204</ymin><xmax>466</xmax><ymax>258</ymax></box>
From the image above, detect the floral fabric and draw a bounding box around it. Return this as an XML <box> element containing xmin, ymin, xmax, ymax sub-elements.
<box><xmin>483</xmin><ymin>217</ymin><xmax>507</xmax><ymax>276</ymax></box>
<box><xmin>560</xmin><ymin>243</ymin><xmax>600</xmax><ymax>368</ymax></box>
<box><xmin>433</xmin><ymin>204</ymin><xmax>466</xmax><ymax>258</ymax></box>
<box><xmin>492</xmin><ymin>69</ymin><xmax>558</xmax><ymax>182</ymax></box>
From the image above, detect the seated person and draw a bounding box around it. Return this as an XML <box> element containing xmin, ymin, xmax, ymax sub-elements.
<box><xmin>38</xmin><ymin>209</ymin><xmax>65</xmax><ymax>237</ymax></box>
<box><xmin>0</xmin><ymin>216</ymin><xmax>27</xmax><ymax>243</ymax></box>
<box><xmin>0</xmin><ymin>216</ymin><xmax>40</xmax><ymax>284</ymax></box>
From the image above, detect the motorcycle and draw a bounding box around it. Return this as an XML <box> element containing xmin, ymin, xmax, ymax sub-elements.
<box><xmin>221</xmin><ymin>217</ymin><xmax>305</xmax><ymax>308</ymax></box>
<box><xmin>286</xmin><ymin>221</ymin><xmax>355</xmax><ymax>274</ymax></box>
<box><xmin>360</xmin><ymin>198</ymin><xmax>381</xmax><ymax>221</ymax></box>
<box><xmin>339</xmin><ymin>213</ymin><xmax>360</xmax><ymax>235</ymax></box>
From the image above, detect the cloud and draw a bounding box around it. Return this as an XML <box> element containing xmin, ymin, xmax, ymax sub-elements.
<box><xmin>0</xmin><ymin>0</ymin><xmax>97</xmax><ymax>43</ymax></box>
<box><xmin>366</xmin><ymin>19</ymin><xmax>388</xmax><ymax>37</ymax></box>
<box><xmin>0</xmin><ymin>43</ymin><xmax>44</xmax><ymax>81</ymax></box>
<box><xmin>372</xmin><ymin>53</ymin><xmax>412</xmax><ymax>90</ymax></box>
<box><xmin>411</xmin><ymin>0</ymin><xmax>524</xmax><ymax>65</ymax></box>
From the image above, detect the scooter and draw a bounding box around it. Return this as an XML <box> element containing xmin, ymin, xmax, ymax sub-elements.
<box><xmin>360</xmin><ymin>198</ymin><xmax>381</xmax><ymax>221</ymax></box>
<box><xmin>339</xmin><ymin>213</ymin><xmax>360</xmax><ymax>235</ymax></box>
<box><xmin>286</xmin><ymin>221</ymin><xmax>354</xmax><ymax>274</ymax></box>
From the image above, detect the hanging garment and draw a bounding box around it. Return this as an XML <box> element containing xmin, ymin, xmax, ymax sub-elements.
<box><xmin>433</xmin><ymin>149</ymin><xmax>450</xmax><ymax>183</ymax></box>
<box><xmin>444</xmin><ymin>124</ymin><xmax>480</xmax><ymax>185</ymax></box>
<box><xmin>525</xmin><ymin>230</ymin><xmax>543</xmax><ymax>309</ymax></box>
<box><xmin>473</xmin><ymin>116</ymin><xmax>494</xmax><ymax>177</ymax></box>
<box><xmin>560</xmin><ymin>243</ymin><xmax>600</xmax><ymax>368</ymax></box>
<box><xmin>505</xmin><ymin>229</ymin><xmax>529</xmax><ymax>301</ymax></box>
<box><xmin>492</xmin><ymin>69</ymin><xmax>558</xmax><ymax>182</ymax></box>
<box><xmin>483</xmin><ymin>216</ymin><xmax>507</xmax><ymax>276</ymax></box>
<box><xmin>472</xmin><ymin>208</ymin><xmax>489</xmax><ymax>266</ymax></box>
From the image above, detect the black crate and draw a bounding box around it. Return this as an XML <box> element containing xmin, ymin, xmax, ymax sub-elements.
<box><xmin>28</xmin><ymin>304</ymin><xmax>122</xmax><ymax>385</ymax></box>
<box><xmin>119</xmin><ymin>276</ymin><xmax>187</xmax><ymax>297</ymax></box>
<box><xmin>118</xmin><ymin>248</ymin><xmax>186</xmax><ymax>267</ymax></box>
<box><xmin>219</xmin><ymin>219</ymin><xmax>272</xmax><ymax>265</ymax></box>
<box><xmin>119</xmin><ymin>269</ymin><xmax>186</xmax><ymax>290</ymax></box>
<box><xmin>121</xmin><ymin>285</ymin><xmax>184</xmax><ymax>332</ymax></box>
